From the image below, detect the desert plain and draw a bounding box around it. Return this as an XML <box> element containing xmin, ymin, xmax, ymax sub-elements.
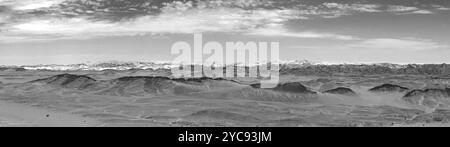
<box><xmin>0</xmin><ymin>65</ymin><xmax>450</xmax><ymax>127</ymax></box>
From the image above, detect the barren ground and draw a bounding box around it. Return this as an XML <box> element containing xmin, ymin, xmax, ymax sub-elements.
<box><xmin>1</xmin><ymin>70</ymin><xmax>450</xmax><ymax>127</ymax></box>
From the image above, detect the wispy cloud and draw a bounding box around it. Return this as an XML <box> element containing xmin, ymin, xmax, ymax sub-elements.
<box><xmin>323</xmin><ymin>2</ymin><xmax>382</xmax><ymax>13</ymax></box>
<box><xmin>0</xmin><ymin>14</ymin><xmax>8</xmax><ymax>23</ymax></box>
<box><xmin>246</xmin><ymin>24</ymin><xmax>357</xmax><ymax>40</ymax></box>
<box><xmin>387</xmin><ymin>5</ymin><xmax>420</xmax><ymax>12</ymax></box>
<box><xmin>4</xmin><ymin>6</ymin><xmax>305</xmax><ymax>42</ymax></box>
<box><xmin>291</xmin><ymin>3</ymin><xmax>383</xmax><ymax>19</ymax></box>
<box><xmin>387</xmin><ymin>5</ymin><xmax>434</xmax><ymax>14</ymax></box>
<box><xmin>0</xmin><ymin>0</ymin><xmax>65</xmax><ymax>10</ymax></box>
<box><xmin>409</xmin><ymin>10</ymin><xmax>434</xmax><ymax>14</ymax></box>
<box><xmin>346</xmin><ymin>38</ymin><xmax>446</xmax><ymax>51</ymax></box>
<box><xmin>1</xmin><ymin>0</ymin><xmax>311</xmax><ymax>42</ymax></box>
<box><xmin>431</xmin><ymin>4</ymin><xmax>450</xmax><ymax>11</ymax></box>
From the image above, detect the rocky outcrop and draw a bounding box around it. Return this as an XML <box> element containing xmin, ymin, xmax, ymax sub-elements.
<box><xmin>28</xmin><ymin>74</ymin><xmax>242</xmax><ymax>96</ymax></box>
<box><xmin>324</xmin><ymin>87</ymin><xmax>357</xmax><ymax>96</ymax></box>
<box><xmin>369</xmin><ymin>84</ymin><xmax>409</xmax><ymax>93</ymax></box>
<box><xmin>62</xmin><ymin>76</ymin><xmax>239</xmax><ymax>96</ymax></box>
<box><xmin>96</xmin><ymin>76</ymin><xmax>179</xmax><ymax>96</ymax></box>
<box><xmin>251</xmin><ymin>82</ymin><xmax>316</xmax><ymax>94</ymax></box>
<box><xmin>215</xmin><ymin>82</ymin><xmax>318</xmax><ymax>102</ymax></box>
<box><xmin>280</xmin><ymin>64</ymin><xmax>450</xmax><ymax>76</ymax></box>
<box><xmin>403</xmin><ymin>88</ymin><xmax>450</xmax><ymax>108</ymax></box>
<box><xmin>26</xmin><ymin>74</ymin><xmax>319</xmax><ymax>102</ymax></box>
<box><xmin>411</xmin><ymin>109</ymin><xmax>450</xmax><ymax>124</ymax></box>
<box><xmin>30</xmin><ymin>74</ymin><xmax>97</xmax><ymax>89</ymax></box>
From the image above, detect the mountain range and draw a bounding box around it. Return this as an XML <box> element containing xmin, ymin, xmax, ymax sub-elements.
<box><xmin>1</xmin><ymin>60</ymin><xmax>449</xmax><ymax>76</ymax></box>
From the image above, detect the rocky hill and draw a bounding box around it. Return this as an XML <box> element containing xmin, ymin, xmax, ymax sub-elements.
<box><xmin>369</xmin><ymin>84</ymin><xmax>410</xmax><ymax>93</ymax></box>
<box><xmin>251</xmin><ymin>82</ymin><xmax>317</xmax><ymax>94</ymax></box>
<box><xmin>403</xmin><ymin>88</ymin><xmax>450</xmax><ymax>108</ymax></box>
<box><xmin>324</xmin><ymin>87</ymin><xmax>357</xmax><ymax>96</ymax></box>
<box><xmin>29</xmin><ymin>73</ymin><xmax>97</xmax><ymax>89</ymax></box>
<box><xmin>26</xmin><ymin>74</ymin><xmax>242</xmax><ymax>97</ymax></box>
<box><xmin>280</xmin><ymin>64</ymin><xmax>450</xmax><ymax>76</ymax></box>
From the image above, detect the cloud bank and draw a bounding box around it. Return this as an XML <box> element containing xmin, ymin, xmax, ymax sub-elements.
<box><xmin>0</xmin><ymin>0</ymin><xmax>449</xmax><ymax>42</ymax></box>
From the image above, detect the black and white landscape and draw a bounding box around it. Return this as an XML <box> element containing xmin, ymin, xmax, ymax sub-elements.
<box><xmin>0</xmin><ymin>62</ymin><xmax>450</xmax><ymax>127</ymax></box>
<box><xmin>1</xmin><ymin>0</ymin><xmax>450</xmax><ymax>127</ymax></box>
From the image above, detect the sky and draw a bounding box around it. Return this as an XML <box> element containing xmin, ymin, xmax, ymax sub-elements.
<box><xmin>0</xmin><ymin>0</ymin><xmax>449</xmax><ymax>65</ymax></box>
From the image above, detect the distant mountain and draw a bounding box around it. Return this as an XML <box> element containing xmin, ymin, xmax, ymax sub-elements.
<box><xmin>2</xmin><ymin>60</ymin><xmax>450</xmax><ymax>76</ymax></box>
<box><xmin>20</xmin><ymin>61</ymin><xmax>174</xmax><ymax>71</ymax></box>
<box><xmin>0</xmin><ymin>67</ymin><xmax>27</xmax><ymax>71</ymax></box>
<box><xmin>281</xmin><ymin>60</ymin><xmax>318</xmax><ymax>68</ymax></box>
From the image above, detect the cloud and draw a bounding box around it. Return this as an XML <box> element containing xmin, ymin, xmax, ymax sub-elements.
<box><xmin>431</xmin><ymin>4</ymin><xmax>450</xmax><ymax>11</ymax></box>
<box><xmin>301</xmin><ymin>3</ymin><xmax>437</xmax><ymax>18</ymax></box>
<box><xmin>346</xmin><ymin>38</ymin><xmax>446</xmax><ymax>51</ymax></box>
<box><xmin>289</xmin><ymin>3</ymin><xmax>383</xmax><ymax>19</ymax></box>
<box><xmin>12</xmin><ymin>18</ymin><xmax>114</xmax><ymax>35</ymax></box>
<box><xmin>7</xmin><ymin>7</ymin><xmax>354</xmax><ymax>42</ymax></box>
<box><xmin>318</xmin><ymin>3</ymin><xmax>438</xmax><ymax>16</ymax></box>
<box><xmin>323</xmin><ymin>3</ymin><xmax>381</xmax><ymax>13</ymax></box>
<box><xmin>0</xmin><ymin>0</ymin><xmax>66</xmax><ymax>10</ymax></box>
<box><xmin>3</xmin><ymin>3</ymin><xmax>305</xmax><ymax>42</ymax></box>
<box><xmin>246</xmin><ymin>24</ymin><xmax>357</xmax><ymax>40</ymax></box>
<box><xmin>409</xmin><ymin>10</ymin><xmax>434</xmax><ymax>14</ymax></box>
<box><xmin>387</xmin><ymin>5</ymin><xmax>419</xmax><ymax>12</ymax></box>
<box><xmin>0</xmin><ymin>1</ymin><xmax>445</xmax><ymax>42</ymax></box>
<box><xmin>0</xmin><ymin>14</ymin><xmax>7</xmax><ymax>23</ymax></box>
<box><xmin>387</xmin><ymin>5</ymin><xmax>434</xmax><ymax>14</ymax></box>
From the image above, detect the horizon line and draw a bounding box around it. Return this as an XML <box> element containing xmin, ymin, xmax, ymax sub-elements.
<box><xmin>1</xmin><ymin>60</ymin><xmax>450</xmax><ymax>67</ymax></box>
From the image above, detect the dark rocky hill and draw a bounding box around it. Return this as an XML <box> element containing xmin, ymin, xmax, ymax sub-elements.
<box><xmin>280</xmin><ymin>64</ymin><xmax>450</xmax><ymax>76</ymax></box>
<box><xmin>324</xmin><ymin>87</ymin><xmax>357</xmax><ymax>96</ymax></box>
<box><xmin>251</xmin><ymin>82</ymin><xmax>317</xmax><ymax>94</ymax></box>
<box><xmin>29</xmin><ymin>73</ymin><xmax>96</xmax><ymax>89</ymax></box>
<box><xmin>369</xmin><ymin>84</ymin><xmax>410</xmax><ymax>93</ymax></box>
<box><xmin>403</xmin><ymin>88</ymin><xmax>450</xmax><ymax>108</ymax></box>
